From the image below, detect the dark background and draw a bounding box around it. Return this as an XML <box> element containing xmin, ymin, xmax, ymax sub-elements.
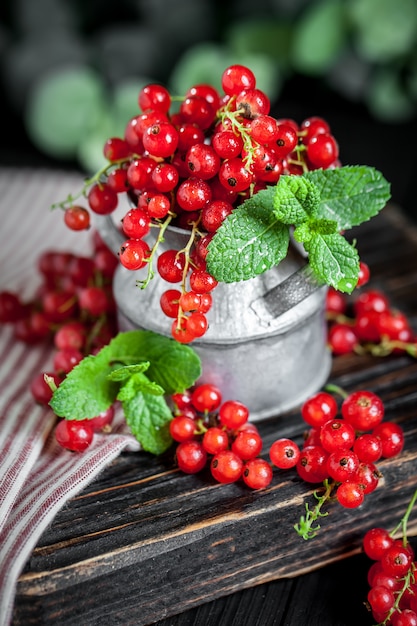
<box><xmin>1</xmin><ymin>3</ymin><xmax>417</xmax><ymax>625</ymax></box>
<box><xmin>0</xmin><ymin>0</ymin><xmax>416</xmax><ymax>223</ymax></box>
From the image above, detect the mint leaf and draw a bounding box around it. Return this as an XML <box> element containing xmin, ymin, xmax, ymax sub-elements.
<box><xmin>103</xmin><ymin>330</ymin><xmax>201</xmax><ymax>394</ymax></box>
<box><xmin>107</xmin><ymin>362</ymin><xmax>150</xmax><ymax>381</ymax></box>
<box><xmin>294</xmin><ymin>217</ymin><xmax>338</xmax><ymax>244</ymax></box>
<box><xmin>50</xmin><ymin>353</ymin><xmax>120</xmax><ymax>419</ymax></box>
<box><xmin>272</xmin><ymin>175</ymin><xmax>321</xmax><ymax>224</ymax></box>
<box><xmin>304</xmin><ymin>166</ymin><xmax>391</xmax><ymax>230</ymax></box>
<box><xmin>207</xmin><ymin>188</ymin><xmax>290</xmax><ymax>282</ymax></box>
<box><xmin>122</xmin><ymin>392</ymin><xmax>173</xmax><ymax>455</ymax></box>
<box><xmin>49</xmin><ymin>330</ymin><xmax>201</xmax><ymax>421</ymax></box>
<box><xmin>117</xmin><ymin>373</ymin><xmax>164</xmax><ymax>402</ymax></box>
<box><xmin>304</xmin><ymin>232</ymin><xmax>360</xmax><ymax>293</ymax></box>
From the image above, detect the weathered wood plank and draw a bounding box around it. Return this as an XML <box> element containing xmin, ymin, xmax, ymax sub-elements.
<box><xmin>12</xmin><ymin>206</ymin><xmax>417</xmax><ymax>625</ymax></box>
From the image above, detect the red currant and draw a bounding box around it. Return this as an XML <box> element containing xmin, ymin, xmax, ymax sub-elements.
<box><xmin>210</xmin><ymin>450</ymin><xmax>243</xmax><ymax>484</ymax></box>
<box><xmin>169</xmin><ymin>415</ymin><xmax>196</xmax><ymax>442</ymax></box>
<box><xmin>202</xmin><ymin>427</ymin><xmax>229</xmax><ymax>455</ymax></box>
<box><xmin>341</xmin><ymin>390</ymin><xmax>385</xmax><ymax>432</ymax></box>
<box><xmin>221</xmin><ymin>64</ymin><xmax>256</xmax><ymax>96</ymax></box>
<box><xmin>219</xmin><ymin>400</ymin><xmax>249</xmax><ymax>429</ymax></box>
<box><xmin>119</xmin><ymin>239</ymin><xmax>150</xmax><ymax>271</ymax></box>
<box><xmin>296</xmin><ymin>445</ymin><xmax>329</xmax><ymax>483</ymax></box>
<box><xmin>336</xmin><ymin>481</ymin><xmax>365</xmax><ymax>508</ymax></box>
<box><xmin>231</xmin><ymin>429</ymin><xmax>263</xmax><ymax>460</ymax></box>
<box><xmin>373</xmin><ymin>421</ymin><xmax>405</xmax><ymax>458</ymax></box>
<box><xmin>160</xmin><ymin>289</ymin><xmax>181</xmax><ymax>318</ymax></box>
<box><xmin>55</xmin><ymin>419</ymin><xmax>94</xmax><ymax>452</ymax></box>
<box><xmin>306</xmin><ymin>133</ymin><xmax>339</xmax><ymax>168</ymax></box>
<box><xmin>64</xmin><ymin>206</ymin><xmax>90</xmax><ymax>231</ymax></box>
<box><xmin>138</xmin><ymin>84</ymin><xmax>171</xmax><ymax>113</ymax></box>
<box><xmin>320</xmin><ymin>418</ymin><xmax>356</xmax><ymax>452</ymax></box>
<box><xmin>326</xmin><ymin>449</ymin><xmax>360</xmax><ymax>482</ymax></box>
<box><xmin>301</xmin><ymin>391</ymin><xmax>338</xmax><ymax>429</ymax></box>
<box><xmin>157</xmin><ymin>250</ymin><xmax>186</xmax><ymax>283</ymax></box>
<box><xmin>367</xmin><ymin>585</ymin><xmax>395</xmax><ymax>615</ymax></box>
<box><xmin>269</xmin><ymin>438</ymin><xmax>301</xmax><ymax>469</ymax></box>
<box><xmin>176</xmin><ymin>440</ymin><xmax>207</xmax><ymax>474</ymax></box>
<box><xmin>88</xmin><ymin>183</ymin><xmax>118</xmax><ymax>215</ymax></box>
<box><xmin>242</xmin><ymin>458</ymin><xmax>273</xmax><ymax>489</ymax></box>
<box><xmin>142</xmin><ymin>122</ymin><xmax>179</xmax><ymax>158</ymax></box>
<box><xmin>363</xmin><ymin>527</ymin><xmax>394</xmax><ymax>560</ymax></box>
<box><xmin>191</xmin><ymin>384</ymin><xmax>222</xmax><ymax>413</ymax></box>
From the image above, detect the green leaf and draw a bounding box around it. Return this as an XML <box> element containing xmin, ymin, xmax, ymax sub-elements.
<box><xmin>304</xmin><ymin>166</ymin><xmax>391</xmax><ymax>231</ymax></box>
<box><xmin>226</xmin><ymin>18</ymin><xmax>292</xmax><ymax>65</ymax></box>
<box><xmin>123</xmin><ymin>392</ymin><xmax>173</xmax><ymax>455</ymax></box>
<box><xmin>50</xmin><ymin>353</ymin><xmax>120</xmax><ymax>419</ymax></box>
<box><xmin>116</xmin><ymin>373</ymin><xmax>164</xmax><ymax>402</ymax></box>
<box><xmin>348</xmin><ymin>0</ymin><xmax>417</xmax><ymax>62</ymax></box>
<box><xmin>76</xmin><ymin>112</ymin><xmax>113</xmax><ymax>175</ymax></box>
<box><xmin>294</xmin><ymin>218</ymin><xmax>338</xmax><ymax>243</ymax></box>
<box><xmin>304</xmin><ymin>232</ymin><xmax>360</xmax><ymax>293</ymax></box>
<box><xmin>104</xmin><ymin>331</ymin><xmax>201</xmax><ymax>394</ymax></box>
<box><xmin>206</xmin><ymin>188</ymin><xmax>290</xmax><ymax>283</ymax></box>
<box><xmin>310</xmin><ymin>218</ymin><xmax>339</xmax><ymax>235</ymax></box>
<box><xmin>366</xmin><ymin>68</ymin><xmax>417</xmax><ymax>123</ymax></box>
<box><xmin>25</xmin><ymin>65</ymin><xmax>107</xmax><ymax>159</ymax></box>
<box><xmin>111</xmin><ymin>78</ymin><xmax>155</xmax><ymax>136</ymax></box>
<box><xmin>272</xmin><ymin>176</ymin><xmax>321</xmax><ymax>224</ymax></box>
<box><xmin>50</xmin><ymin>330</ymin><xmax>201</xmax><ymax>420</ymax></box>
<box><xmin>291</xmin><ymin>0</ymin><xmax>346</xmax><ymax>74</ymax></box>
<box><xmin>108</xmin><ymin>362</ymin><xmax>150</xmax><ymax>381</ymax></box>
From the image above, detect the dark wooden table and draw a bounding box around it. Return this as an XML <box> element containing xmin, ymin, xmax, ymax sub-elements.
<box><xmin>12</xmin><ymin>205</ymin><xmax>417</xmax><ymax>626</ymax></box>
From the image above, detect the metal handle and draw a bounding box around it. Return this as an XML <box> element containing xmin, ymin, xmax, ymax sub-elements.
<box><xmin>250</xmin><ymin>264</ymin><xmax>324</xmax><ymax>322</ymax></box>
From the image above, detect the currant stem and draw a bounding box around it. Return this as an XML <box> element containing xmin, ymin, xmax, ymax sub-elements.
<box><xmin>174</xmin><ymin>217</ymin><xmax>201</xmax><ymax>330</ymax></box>
<box><xmin>218</xmin><ymin>104</ymin><xmax>259</xmax><ymax>173</ymax></box>
<box><xmin>44</xmin><ymin>373</ymin><xmax>58</xmax><ymax>394</ymax></box>
<box><xmin>84</xmin><ymin>314</ymin><xmax>107</xmax><ymax>355</ymax></box>
<box><xmin>324</xmin><ymin>383</ymin><xmax>348</xmax><ymax>400</ymax></box>
<box><xmin>294</xmin><ymin>478</ymin><xmax>334</xmax><ymax>540</ymax></box>
<box><xmin>51</xmin><ymin>158</ymin><xmax>130</xmax><ymax>210</ymax></box>
<box><xmin>390</xmin><ymin>488</ymin><xmax>417</xmax><ymax>541</ymax></box>
<box><xmin>371</xmin><ymin>489</ymin><xmax>417</xmax><ymax>626</ymax></box>
<box><xmin>136</xmin><ymin>214</ymin><xmax>174</xmax><ymax>290</ymax></box>
<box><xmin>365</xmin><ymin>337</ymin><xmax>417</xmax><ymax>358</ymax></box>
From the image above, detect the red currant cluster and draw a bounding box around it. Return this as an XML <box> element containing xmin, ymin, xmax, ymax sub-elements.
<box><xmin>58</xmin><ymin>63</ymin><xmax>340</xmax><ymax>344</ymax></box>
<box><xmin>0</xmin><ymin>232</ymin><xmax>119</xmax><ymax>417</ymax></box>
<box><xmin>169</xmin><ymin>381</ymin><xmax>405</xmax><ymax>508</ymax></box>
<box><xmin>326</xmin><ymin>264</ymin><xmax>416</xmax><ymax>358</ymax></box>
<box><xmin>170</xmin><ymin>383</ymin><xmax>273</xmax><ymax>490</ymax></box>
<box><xmin>286</xmin><ymin>387</ymin><xmax>405</xmax><ymax>539</ymax></box>
<box><xmin>300</xmin><ymin>389</ymin><xmax>402</xmax><ymax>498</ymax></box>
<box><xmin>364</xmin><ymin>491</ymin><xmax>417</xmax><ymax>625</ymax></box>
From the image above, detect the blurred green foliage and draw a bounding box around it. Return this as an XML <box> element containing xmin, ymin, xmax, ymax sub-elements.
<box><xmin>1</xmin><ymin>0</ymin><xmax>416</xmax><ymax>172</ymax></box>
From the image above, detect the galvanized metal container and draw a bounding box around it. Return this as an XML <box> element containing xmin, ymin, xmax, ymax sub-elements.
<box><xmin>96</xmin><ymin>214</ymin><xmax>331</xmax><ymax>421</ymax></box>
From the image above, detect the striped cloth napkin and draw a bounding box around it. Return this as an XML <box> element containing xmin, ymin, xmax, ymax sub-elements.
<box><xmin>0</xmin><ymin>168</ymin><xmax>140</xmax><ymax>626</ymax></box>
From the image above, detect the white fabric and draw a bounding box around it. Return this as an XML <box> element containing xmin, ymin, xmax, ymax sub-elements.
<box><xmin>0</xmin><ymin>169</ymin><xmax>140</xmax><ymax>626</ymax></box>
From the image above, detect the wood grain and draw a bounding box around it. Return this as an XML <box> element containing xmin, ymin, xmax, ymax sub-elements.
<box><xmin>13</xmin><ymin>205</ymin><xmax>417</xmax><ymax>625</ymax></box>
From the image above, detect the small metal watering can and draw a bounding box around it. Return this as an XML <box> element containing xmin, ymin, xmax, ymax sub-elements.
<box><xmin>96</xmin><ymin>213</ymin><xmax>331</xmax><ymax>422</ymax></box>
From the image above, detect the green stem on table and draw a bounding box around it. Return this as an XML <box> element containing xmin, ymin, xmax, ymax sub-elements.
<box><xmin>294</xmin><ymin>479</ymin><xmax>335</xmax><ymax>540</ymax></box>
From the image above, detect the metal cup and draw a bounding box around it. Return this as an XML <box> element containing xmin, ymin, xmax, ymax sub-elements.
<box><xmin>96</xmin><ymin>212</ymin><xmax>331</xmax><ymax>421</ymax></box>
